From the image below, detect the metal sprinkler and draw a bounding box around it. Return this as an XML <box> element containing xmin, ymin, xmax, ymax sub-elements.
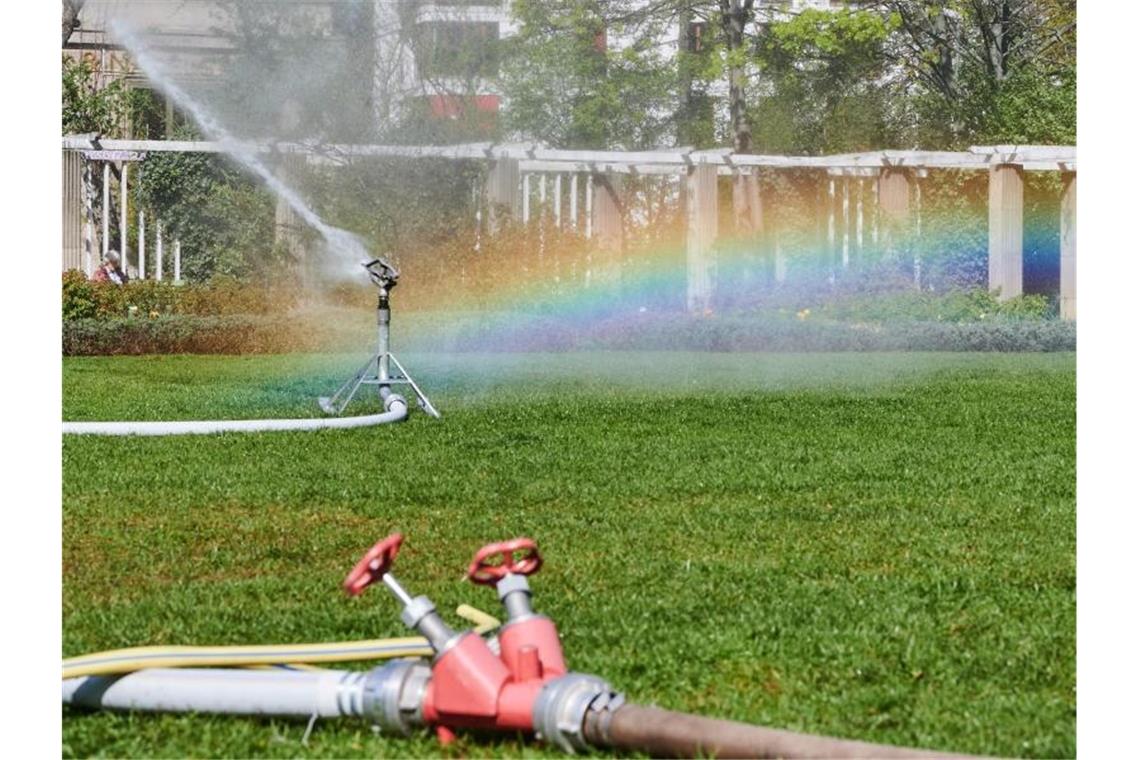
<box><xmin>318</xmin><ymin>257</ymin><xmax>440</xmax><ymax>419</ymax></box>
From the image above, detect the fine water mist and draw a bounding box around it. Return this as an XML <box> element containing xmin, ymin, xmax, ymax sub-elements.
<box><xmin>88</xmin><ymin>1</ymin><xmax>1069</xmax><ymax>377</ymax></box>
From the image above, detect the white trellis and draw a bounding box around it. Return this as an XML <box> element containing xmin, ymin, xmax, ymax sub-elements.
<box><xmin>65</xmin><ymin>146</ymin><xmax>185</xmax><ymax>283</ymax></box>
<box><xmin>63</xmin><ymin>137</ymin><xmax>1077</xmax><ymax>316</ymax></box>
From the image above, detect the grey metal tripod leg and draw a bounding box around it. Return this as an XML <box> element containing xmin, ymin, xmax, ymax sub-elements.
<box><xmin>318</xmin><ymin>356</ymin><xmax>375</xmax><ymax>415</ymax></box>
<box><xmin>387</xmin><ymin>353</ymin><xmax>441</xmax><ymax>418</ymax></box>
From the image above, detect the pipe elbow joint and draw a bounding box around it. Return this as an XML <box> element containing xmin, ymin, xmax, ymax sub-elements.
<box><xmin>384</xmin><ymin>394</ymin><xmax>408</xmax><ymax>415</ymax></box>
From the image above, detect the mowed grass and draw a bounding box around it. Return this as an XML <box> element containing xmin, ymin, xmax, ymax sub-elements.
<box><xmin>62</xmin><ymin>352</ymin><xmax>1075</xmax><ymax>759</ymax></box>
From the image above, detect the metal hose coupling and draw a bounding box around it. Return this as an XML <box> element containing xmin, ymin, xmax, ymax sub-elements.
<box><xmin>532</xmin><ymin>673</ymin><xmax>624</xmax><ymax>753</ymax></box>
<box><xmin>362</xmin><ymin>659</ymin><xmax>431</xmax><ymax>736</ymax></box>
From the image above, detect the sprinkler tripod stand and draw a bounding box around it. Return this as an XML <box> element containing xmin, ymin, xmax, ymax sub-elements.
<box><xmin>318</xmin><ymin>258</ymin><xmax>440</xmax><ymax>419</ymax></box>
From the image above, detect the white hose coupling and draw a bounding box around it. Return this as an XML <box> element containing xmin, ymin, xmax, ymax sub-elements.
<box><xmin>362</xmin><ymin>659</ymin><xmax>431</xmax><ymax>736</ymax></box>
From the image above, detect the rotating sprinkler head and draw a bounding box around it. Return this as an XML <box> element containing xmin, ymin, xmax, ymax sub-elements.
<box><xmin>364</xmin><ymin>257</ymin><xmax>400</xmax><ymax>292</ymax></box>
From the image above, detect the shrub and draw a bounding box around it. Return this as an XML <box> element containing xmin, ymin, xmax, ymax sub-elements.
<box><xmin>61</xmin><ymin>275</ymin><xmax>297</xmax><ymax>321</ymax></box>
<box><xmin>62</xmin><ymin>270</ymin><xmax>99</xmax><ymax>320</ymax></box>
<box><xmin>810</xmin><ymin>288</ymin><xmax>1052</xmax><ymax>323</ymax></box>
<box><xmin>63</xmin><ymin>315</ymin><xmax>363</xmax><ymax>356</ymax></box>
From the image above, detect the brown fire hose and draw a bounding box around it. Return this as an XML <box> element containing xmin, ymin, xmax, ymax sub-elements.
<box><xmin>584</xmin><ymin>703</ymin><xmax>985</xmax><ymax>759</ymax></box>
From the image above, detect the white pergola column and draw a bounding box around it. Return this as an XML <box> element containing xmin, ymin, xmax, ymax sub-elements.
<box><xmin>592</xmin><ymin>174</ymin><xmax>622</xmax><ymax>254</ymax></box>
<box><xmin>913</xmin><ymin>168</ymin><xmax>926</xmax><ymax>289</ymax></box>
<box><xmin>774</xmin><ymin>240</ymin><xmax>787</xmax><ymax>284</ymax></box>
<box><xmin>1060</xmin><ymin>171</ymin><xmax>1076</xmax><ymax>320</ymax></box>
<box><xmin>585</xmin><ymin>178</ymin><xmax>593</xmax><ymax>238</ymax></box>
<box><xmin>82</xmin><ymin>159</ymin><xmax>94</xmax><ymax>277</ymax></box>
<box><xmin>827</xmin><ymin>177</ymin><xmax>836</xmax><ymax>273</ymax></box>
<box><xmin>483</xmin><ymin>158</ymin><xmax>520</xmax><ymax>232</ymax></box>
<box><xmin>156</xmin><ymin>221</ymin><xmax>164</xmax><ymax>281</ymax></box>
<box><xmin>119</xmin><ymin>163</ymin><xmax>129</xmax><ymax>270</ymax></box>
<box><xmin>102</xmin><ymin>162</ymin><xmax>110</xmax><ymax>260</ymax></box>
<box><xmin>522</xmin><ymin>173</ymin><xmax>531</xmax><ymax>223</ymax></box>
<box><xmin>553</xmin><ymin>174</ymin><xmax>562</xmax><ymax>228</ymax></box>
<box><xmin>685</xmin><ymin>163</ymin><xmax>718</xmax><ymax>313</ymax></box>
<box><xmin>871</xmin><ymin>175</ymin><xmax>880</xmax><ymax>247</ymax></box>
<box><xmin>987</xmin><ymin>163</ymin><xmax>1024</xmax><ymax>300</ymax></box>
<box><xmin>732</xmin><ymin>170</ymin><xmax>762</xmax><ymax>237</ymax></box>
<box><xmin>877</xmin><ymin>168</ymin><xmax>910</xmax><ymax>256</ymax></box>
<box><xmin>569</xmin><ymin>174</ymin><xmax>579</xmax><ymax>230</ymax></box>
<box><xmin>138</xmin><ymin>210</ymin><xmax>146</xmax><ymax>280</ymax></box>
<box><xmin>174</xmin><ymin>239</ymin><xmax>182</xmax><ymax>283</ymax></box>
<box><xmin>841</xmin><ymin>177</ymin><xmax>850</xmax><ymax>269</ymax></box>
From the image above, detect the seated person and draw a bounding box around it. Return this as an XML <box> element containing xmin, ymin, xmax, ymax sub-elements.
<box><xmin>92</xmin><ymin>250</ymin><xmax>129</xmax><ymax>285</ymax></box>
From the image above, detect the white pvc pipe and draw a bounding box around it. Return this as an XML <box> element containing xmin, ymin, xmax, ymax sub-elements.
<box><xmin>63</xmin><ymin>667</ymin><xmax>368</xmax><ymax>719</ymax></box>
<box><xmin>63</xmin><ymin>400</ymin><xmax>407</xmax><ymax>436</ymax></box>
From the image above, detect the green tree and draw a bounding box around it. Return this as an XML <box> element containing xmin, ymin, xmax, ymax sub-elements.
<box><xmin>878</xmin><ymin>0</ymin><xmax>1076</xmax><ymax>146</ymax></box>
<box><xmin>754</xmin><ymin>8</ymin><xmax>896</xmax><ymax>154</ymax></box>
<box><xmin>500</xmin><ymin>1</ymin><xmax>678</xmax><ymax>149</ymax></box>
<box><xmin>62</xmin><ymin>56</ymin><xmax>129</xmax><ymax>136</ymax></box>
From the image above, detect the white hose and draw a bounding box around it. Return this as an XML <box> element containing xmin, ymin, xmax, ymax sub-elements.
<box><xmin>62</xmin><ymin>400</ymin><xmax>408</xmax><ymax>436</ymax></box>
<box><xmin>63</xmin><ymin>667</ymin><xmax>370</xmax><ymax>719</ymax></box>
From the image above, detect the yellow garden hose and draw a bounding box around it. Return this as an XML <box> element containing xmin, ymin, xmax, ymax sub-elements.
<box><xmin>63</xmin><ymin>604</ymin><xmax>499</xmax><ymax>679</ymax></box>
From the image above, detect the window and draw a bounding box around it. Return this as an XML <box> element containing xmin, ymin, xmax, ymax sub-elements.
<box><xmin>686</xmin><ymin>21</ymin><xmax>708</xmax><ymax>53</ymax></box>
<box><xmin>415</xmin><ymin>22</ymin><xmax>500</xmax><ymax>80</ymax></box>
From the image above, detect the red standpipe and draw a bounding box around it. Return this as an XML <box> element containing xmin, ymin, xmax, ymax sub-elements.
<box><xmin>345</xmin><ymin>535</ymin><xmax>987</xmax><ymax>758</ymax></box>
<box><xmin>344</xmin><ymin>535</ymin><xmax>594</xmax><ymax>747</ymax></box>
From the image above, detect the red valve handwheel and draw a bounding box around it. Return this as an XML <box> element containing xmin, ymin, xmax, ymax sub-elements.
<box><xmin>466</xmin><ymin>538</ymin><xmax>543</xmax><ymax>585</ymax></box>
<box><xmin>344</xmin><ymin>533</ymin><xmax>404</xmax><ymax>596</ymax></box>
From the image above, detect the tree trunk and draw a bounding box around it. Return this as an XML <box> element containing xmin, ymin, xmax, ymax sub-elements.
<box><xmin>719</xmin><ymin>1</ymin><xmax>761</xmax><ymax>239</ymax></box>
<box><xmin>720</xmin><ymin>0</ymin><xmax>754</xmax><ymax>155</ymax></box>
<box><xmin>62</xmin><ymin>0</ymin><xmax>86</xmax><ymax>47</ymax></box>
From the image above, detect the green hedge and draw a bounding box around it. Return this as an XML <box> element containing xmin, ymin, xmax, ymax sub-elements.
<box><xmin>64</xmin><ymin>312</ymin><xmax>1075</xmax><ymax>356</ymax></box>
<box><xmin>62</xmin><ymin>270</ymin><xmax>293</xmax><ymax>320</ymax></box>
<box><xmin>62</xmin><ymin>315</ymin><xmax>362</xmax><ymax>356</ymax></box>
<box><xmin>578</xmin><ymin>315</ymin><xmax>1076</xmax><ymax>352</ymax></box>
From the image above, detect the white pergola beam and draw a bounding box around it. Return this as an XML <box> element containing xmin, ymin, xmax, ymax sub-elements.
<box><xmin>63</xmin><ymin>137</ymin><xmax>1075</xmax><ymax>173</ymax></box>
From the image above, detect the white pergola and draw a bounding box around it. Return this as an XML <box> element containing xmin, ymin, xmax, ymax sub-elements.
<box><xmin>62</xmin><ymin>136</ymin><xmax>1076</xmax><ymax>318</ymax></box>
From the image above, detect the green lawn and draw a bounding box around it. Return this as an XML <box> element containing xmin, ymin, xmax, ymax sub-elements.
<box><xmin>62</xmin><ymin>352</ymin><xmax>1076</xmax><ymax>758</ymax></box>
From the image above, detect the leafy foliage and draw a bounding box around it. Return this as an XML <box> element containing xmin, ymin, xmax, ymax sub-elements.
<box><xmin>754</xmin><ymin>9</ymin><xmax>897</xmax><ymax>153</ymax></box>
<box><xmin>880</xmin><ymin>0</ymin><xmax>1077</xmax><ymax>147</ymax></box>
<box><xmin>501</xmin><ymin>1</ymin><xmax>678</xmax><ymax>148</ymax></box>
<box><xmin>62</xmin><ymin>55</ymin><xmax>139</xmax><ymax>136</ymax></box>
<box><xmin>62</xmin><ymin>269</ymin><xmax>294</xmax><ymax>321</ymax></box>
